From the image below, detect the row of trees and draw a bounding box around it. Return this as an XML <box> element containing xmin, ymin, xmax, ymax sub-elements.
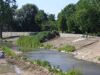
<box><xmin>58</xmin><ymin>0</ymin><xmax>100</xmax><ymax>34</ymax></box>
<box><xmin>2</xmin><ymin>4</ymin><xmax>57</xmax><ymax>32</ymax></box>
<box><xmin>12</xmin><ymin>4</ymin><xmax>57</xmax><ymax>32</ymax></box>
<box><xmin>0</xmin><ymin>0</ymin><xmax>100</xmax><ymax>38</ymax></box>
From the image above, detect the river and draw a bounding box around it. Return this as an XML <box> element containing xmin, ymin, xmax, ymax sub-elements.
<box><xmin>24</xmin><ymin>49</ymin><xmax>100</xmax><ymax>75</ymax></box>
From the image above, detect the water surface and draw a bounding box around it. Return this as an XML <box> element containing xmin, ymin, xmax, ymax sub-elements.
<box><xmin>24</xmin><ymin>49</ymin><xmax>100</xmax><ymax>75</ymax></box>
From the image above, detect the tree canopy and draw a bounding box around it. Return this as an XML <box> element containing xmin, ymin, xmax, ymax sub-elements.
<box><xmin>0</xmin><ymin>0</ymin><xmax>100</xmax><ymax>37</ymax></box>
<box><xmin>0</xmin><ymin>0</ymin><xmax>16</xmax><ymax>38</ymax></box>
<box><xmin>57</xmin><ymin>0</ymin><xmax>100</xmax><ymax>34</ymax></box>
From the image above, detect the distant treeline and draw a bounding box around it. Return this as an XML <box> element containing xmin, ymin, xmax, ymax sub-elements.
<box><xmin>0</xmin><ymin>0</ymin><xmax>100</xmax><ymax>35</ymax></box>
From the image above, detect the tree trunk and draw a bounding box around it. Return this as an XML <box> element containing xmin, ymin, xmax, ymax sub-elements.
<box><xmin>0</xmin><ymin>25</ymin><xmax>3</xmax><ymax>39</ymax></box>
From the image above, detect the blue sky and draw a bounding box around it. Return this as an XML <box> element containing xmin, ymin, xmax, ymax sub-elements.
<box><xmin>17</xmin><ymin>0</ymin><xmax>79</xmax><ymax>17</ymax></box>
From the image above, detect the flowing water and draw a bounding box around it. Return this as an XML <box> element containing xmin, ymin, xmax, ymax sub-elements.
<box><xmin>24</xmin><ymin>49</ymin><xmax>100</xmax><ymax>75</ymax></box>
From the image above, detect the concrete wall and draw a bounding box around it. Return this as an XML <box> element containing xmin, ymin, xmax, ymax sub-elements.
<box><xmin>60</xmin><ymin>33</ymin><xmax>82</xmax><ymax>38</ymax></box>
<box><xmin>2</xmin><ymin>32</ymin><xmax>32</xmax><ymax>38</ymax></box>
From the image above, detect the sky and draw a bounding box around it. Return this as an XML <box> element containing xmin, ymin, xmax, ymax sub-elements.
<box><xmin>17</xmin><ymin>0</ymin><xmax>79</xmax><ymax>17</ymax></box>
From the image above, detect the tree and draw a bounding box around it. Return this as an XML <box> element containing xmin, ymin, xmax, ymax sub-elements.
<box><xmin>63</xmin><ymin>4</ymin><xmax>78</xmax><ymax>33</ymax></box>
<box><xmin>57</xmin><ymin>4</ymin><xmax>80</xmax><ymax>33</ymax></box>
<box><xmin>15</xmin><ymin>4</ymin><xmax>39</xmax><ymax>31</ymax></box>
<box><xmin>0</xmin><ymin>0</ymin><xmax>16</xmax><ymax>38</ymax></box>
<box><xmin>35</xmin><ymin>10</ymin><xmax>48</xmax><ymax>31</ymax></box>
<box><xmin>48</xmin><ymin>14</ymin><xmax>55</xmax><ymax>21</ymax></box>
<box><xmin>57</xmin><ymin>15</ymin><xmax>67</xmax><ymax>32</ymax></box>
<box><xmin>75</xmin><ymin>0</ymin><xmax>100</xmax><ymax>34</ymax></box>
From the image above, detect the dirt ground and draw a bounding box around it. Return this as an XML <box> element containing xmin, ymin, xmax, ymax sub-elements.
<box><xmin>0</xmin><ymin>59</ymin><xmax>53</xmax><ymax>75</ymax></box>
<box><xmin>45</xmin><ymin>36</ymin><xmax>100</xmax><ymax>63</ymax></box>
<box><xmin>74</xmin><ymin>38</ymin><xmax>100</xmax><ymax>63</ymax></box>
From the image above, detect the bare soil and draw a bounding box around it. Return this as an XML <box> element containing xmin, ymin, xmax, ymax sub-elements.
<box><xmin>45</xmin><ymin>36</ymin><xmax>100</xmax><ymax>63</ymax></box>
<box><xmin>0</xmin><ymin>59</ymin><xmax>54</xmax><ymax>75</ymax></box>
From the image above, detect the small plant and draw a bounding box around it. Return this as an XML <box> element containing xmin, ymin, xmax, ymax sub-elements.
<box><xmin>58</xmin><ymin>45</ymin><xmax>76</xmax><ymax>52</ymax></box>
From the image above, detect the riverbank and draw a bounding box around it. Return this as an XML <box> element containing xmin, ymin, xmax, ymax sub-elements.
<box><xmin>73</xmin><ymin>38</ymin><xmax>100</xmax><ymax>64</ymax></box>
<box><xmin>7</xmin><ymin>58</ymin><xmax>54</xmax><ymax>75</ymax></box>
<box><xmin>0</xmin><ymin>58</ymin><xmax>53</xmax><ymax>75</ymax></box>
<box><xmin>44</xmin><ymin>35</ymin><xmax>100</xmax><ymax>64</ymax></box>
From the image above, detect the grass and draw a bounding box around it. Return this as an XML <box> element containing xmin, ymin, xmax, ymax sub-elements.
<box><xmin>58</xmin><ymin>45</ymin><xmax>76</xmax><ymax>52</ymax></box>
<box><xmin>17</xmin><ymin>36</ymin><xmax>41</xmax><ymax>50</ymax></box>
<box><xmin>23</xmin><ymin>57</ymin><xmax>82</xmax><ymax>75</ymax></box>
<box><xmin>66</xmin><ymin>69</ymin><xmax>82</xmax><ymax>75</ymax></box>
<box><xmin>17</xmin><ymin>31</ymin><xmax>59</xmax><ymax>52</ymax></box>
<box><xmin>1</xmin><ymin>46</ymin><xmax>16</xmax><ymax>58</ymax></box>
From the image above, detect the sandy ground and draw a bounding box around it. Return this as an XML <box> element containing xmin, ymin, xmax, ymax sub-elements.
<box><xmin>45</xmin><ymin>37</ymin><xmax>100</xmax><ymax>63</ymax></box>
<box><xmin>74</xmin><ymin>38</ymin><xmax>100</xmax><ymax>63</ymax></box>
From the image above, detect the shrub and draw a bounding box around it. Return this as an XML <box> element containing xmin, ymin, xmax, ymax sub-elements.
<box><xmin>58</xmin><ymin>45</ymin><xmax>76</xmax><ymax>52</ymax></box>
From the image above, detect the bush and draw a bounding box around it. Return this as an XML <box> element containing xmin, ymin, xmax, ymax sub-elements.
<box><xmin>58</xmin><ymin>45</ymin><xmax>76</xmax><ymax>52</ymax></box>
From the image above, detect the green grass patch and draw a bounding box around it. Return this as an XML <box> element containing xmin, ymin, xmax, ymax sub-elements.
<box><xmin>17</xmin><ymin>36</ymin><xmax>41</xmax><ymax>49</ymax></box>
<box><xmin>66</xmin><ymin>69</ymin><xmax>82</xmax><ymax>75</ymax></box>
<box><xmin>58</xmin><ymin>45</ymin><xmax>76</xmax><ymax>52</ymax></box>
<box><xmin>2</xmin><ymin>46</ymin><xmax>16</xmax><ymax>58</ymax></box>
<box><xmin>23</xmin><ymin>58</ymin><xmax>82</xmax><ymax>75</ymax></box>
<box><xmin>17</xmin><ymin>31</ymin><xmax>59</xmax><ymax>52</ymax></box>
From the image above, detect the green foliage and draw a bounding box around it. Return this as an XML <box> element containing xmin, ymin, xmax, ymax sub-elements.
<box><xmin>58</xmin><ymin>45</ymin><xmax>75</xmax><ymax>52</ymax></box>
<box><xmin>15</xmin><ymin>4</ymin><xmax>40</xmax><ymax>31</ymax></box>
<box><xmin>12</xmin><ymin>5</ymin><xmax>57</xmax><ymax>32</ymax></box>
<box><xmin>17</xmin><ymin>36</ymin><xmax>41</xmax><ymax>50</ymax></box>
<box><xmin>31</xmin><ymin>31</ymin><xmax>59</xmax><ymax>42</ymax></box>
<box><xmin>67</xmin><ymin>69</ymin><xmax>82</xmax><ymax>75</ymax></box>
<box><xmin>31</xmin><ymin>60</ymin><xmax>51</xmax><ymax>69</ymax></box>
<box><xmin>75</xmin><ymin>0</ymin><xmax>100</xmax><ymax>33</ymax></box>
<box><xmin>17</xmin><ymin>31</ymin><xmax>59</xmax><ymax>51</ymax></box>
<box><xmin>54</xmin><ymin>69</ymin><xmax>82</xmax><ymax>75</ymax></box>
<box><xmin>2</xmin><ymin>46</ymin><xmax>16</xmax><ymax>57</ymax></box>
<box><xmin>57</xmin><ymin>4</ymin><xmax>78</xmax><ymax>33</ymax></box>
<box><xmin>57</xmin><ymin>15</ymin><xmax>67</xmax><ymax>32</ymax></box>
<box><xmin>0</xmin><ymin>0</ymin><xmax>16</xmax><ymax>38</ymax></box>
<box><xmin>57</xmin><ymin>0</ymin><xmax>100</xmax><ymax>34</ymax></box>
<box><xmin>28</xmin><ymin>59</ymin><xmax>82</xmax><ymax>75</ymax></box>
